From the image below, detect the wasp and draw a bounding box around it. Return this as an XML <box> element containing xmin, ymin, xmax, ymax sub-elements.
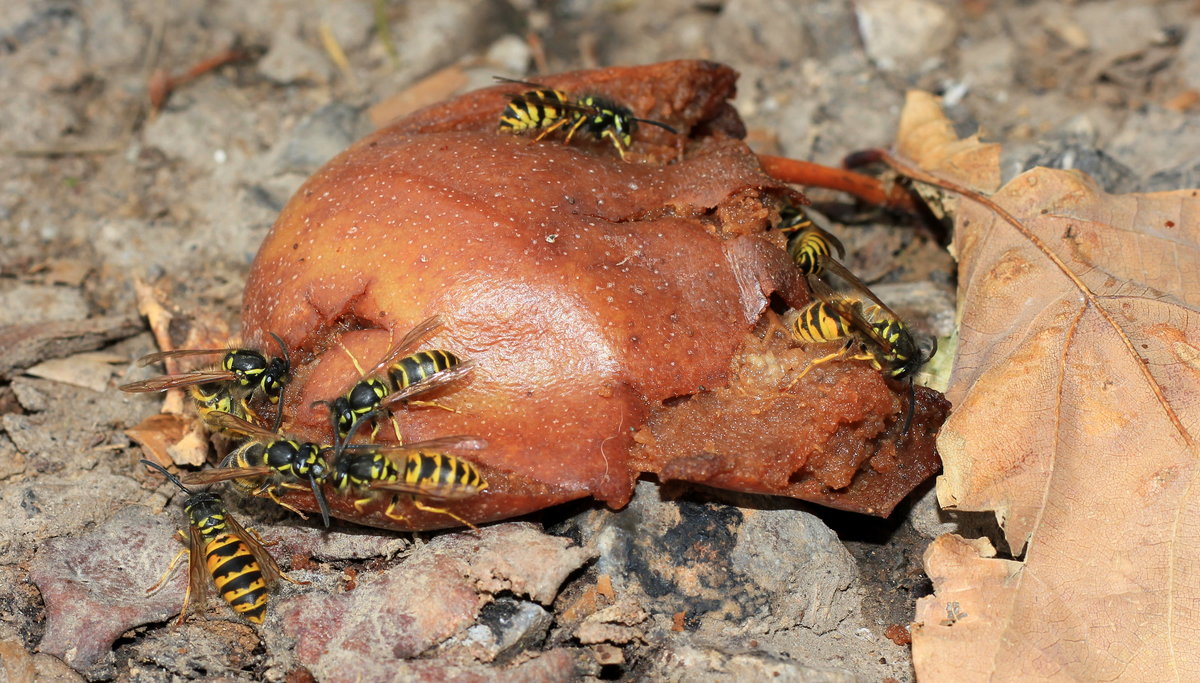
<box><xmin>314</xmin><ymin>315</ymin><xmax>475</xmax><ymax>455</ymax></box>
<box><xmin>496</xmin><ymin>78</ymin><xmax>677</xmax><ymax>160</ymax></box>
<box><xmin>327</xmin><ymin>436</ymin><xmax>488</xmax><ymax>529</ymax></box>
<box><xmin>182</xmin><ymin>411</ymin><xmax>332</xmax><ymax>528</ymax></box>
<box><xmin>119</xmin><ymin>333</ymin><xmax>291</xmax><ymax>431</ymax></box>
<box><xmin>776</xmin><ymin>204</ymin><xmax>847</xmax><ymax>278</ymax></box>
<box><xmin>141</xmin><ymin>459</ymin><xmax>305</xmax><ymax>625</ymax></box>
<box><xmin>789</xmin><ymin>274</ymin><xmax>936</xmax><ymax>433</ymax></box>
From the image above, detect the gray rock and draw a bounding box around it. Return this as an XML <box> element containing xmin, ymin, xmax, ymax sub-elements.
<box><xmin>458</xmin><ymin>597</ymin><xmax>552</xmax><ymax>662</ymax></box>
<box><xmin>1073</xmin><ymin>0</ymin><xmax>1164</xmax><ymax>62</ymax></box>
<box><xmin>959</xmin><ymin>35</ymin><xmax>1016</xmax><ymax>91</ymax></box>
<box><xmin>856</xmin><ymin>0</ymin><xmax>958</xmax><ymax>74</ymax></box>
<box><xmin>271</xmin><ymin>102</ymin><xmax>369</xmax><ymax>175</ymax></box>
<box><xmin>389</xmin><ymin>0</ymin><xmax>510</xmax><ymax>81</ymax></box>
<box><xmin>485</xmin><ymin>34</ymin><xmax>533</xmax><ymax>75</ymax></box>
<box><xmin>126</xmin><ymin>623</ymin><xmax>262</xmax><ymax>679</ymax></box>
<box><xmin>0</xmin><ymin>284</ymin><xmax>88</xmax><ymax>325</ymax></box>
<box><xmin>714</xmin><ymin>0</ymin><xmax>811</xmax><ymax>66</ymax></box>
<box><xmin>647</xmin><ymin>644</ymin><xmax>856</xmax><ymax>683</ymax></box>
<box><xmin>320</xmin><ymin>0</ymin><xmax>376</xmax><ymax>51</ymax></box>
<box><xmin>732</xmin><ymin>508</ymin><xmax>859</xmax><ymax>634</ymax></box>
<box><xmin>1107</xmin><ymin>107</ymin><xmax>1200</xmax><ymax>180</ymax></box>
<box><xmin>259</xmin><ymin>31</ymin><xmax>336</xmax><ymax>85</ymax></box>
<box><xmin>1179</xmin><ymin>19</ymin><xmax>1200</xmax><ymax>92</ymax></box>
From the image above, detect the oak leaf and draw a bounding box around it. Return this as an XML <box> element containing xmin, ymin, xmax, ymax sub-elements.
<box><xmin>898</xmin><ymin>94</ymin><xmax>1200</xmax><ymax>680</ymax></box>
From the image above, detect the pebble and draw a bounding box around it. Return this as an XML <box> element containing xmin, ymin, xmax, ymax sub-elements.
<box><xmin>1177</xmin><ymin>19</ymin><xmax>1200</xmax><ymax>92</ymax></box>
<box><xmin>271</xmin><ymin>102</ymin><xmax>369</xmax><ymax>175</ymax></box>
<box><xmin>484</xmin><ymin>34</ymin><xmax>532</xmax><ymax>75</ymax></box>
<box><xmin>259</xmin><ymin>31</ymin><xmax>336</xmax><ymax>85</ymax></box>
<box><xmin>855</xmin><ymin>0</ymin><xmax>958</xmax><ymax>73</ymax></box>
<box><xmin>0</xmin><ymin>284</ymin><xmax>87</xmax><ymax>325</ymax></box>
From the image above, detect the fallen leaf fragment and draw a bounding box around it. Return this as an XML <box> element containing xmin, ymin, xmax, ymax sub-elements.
<box><xmin>894</xmin><ymin>90</ymin><xmax>1001</xmax><ymax>194</ymax></box>
<box><xmin>124</xmin><ymin>414</ymin><xmax>189</xmax><ymax>468</ymax></box>
<box><xmin>900</xmin><ymin>92</ymin><xmax>1200</xmax><ymax>681</ymax></box>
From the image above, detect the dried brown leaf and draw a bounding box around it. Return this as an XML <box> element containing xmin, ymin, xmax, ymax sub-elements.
<box><xmin>899</xmin><ymin>94</ymin><xmax>1200</xmax><ymax>680</ymax></box>
<box><xmin>124</xmin><ymin>414</ymin><xmax>188</xmax><ymax>468</ymax></box>
<box><xmin>367</xmin><ymin>65</ymin><xmax>468</xmax><ymax>128</ymax></box>
<box><xmin>894</xmin><ymin>91</ymin><xmax>1001</xmax><ymax>194</ymax></box>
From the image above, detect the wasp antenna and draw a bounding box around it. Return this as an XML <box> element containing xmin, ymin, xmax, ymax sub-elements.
<box><xmin>633</xmin><ymin>117</ymin><xmax>678</xmax><ymax>134</ymax></box>
<box><xmin>140</xmin><ymin>459</ymin><xmax>193</xmax><ymax>496</ymax></box>
<box><xmin>310</xmin><ymin>474</ymin><xmax>331</xmax><ymax>529</ymax></box>
<box><xmin>493</xmin><ymin>75</ymin><xmax>543</xmax><ymax>87</ymax></box>
<box><xmin>269</xmin><ymin>332</ymin><xmax>289</xmax><ymax>365</ymax></box>
<box><xmin>336</xmin><ymin>412</ymin><xmax>374</xmax><ymax>462</ymax></box>
<box><xmin>900</xmin><ymin>377</ymin><xmax>916</xmax><ymax>437</ymax></box>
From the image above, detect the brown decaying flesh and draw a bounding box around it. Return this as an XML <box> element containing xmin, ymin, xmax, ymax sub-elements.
<box><xmin>240</xmin><ymin>60</ymin><xmax>949</xmax><ymax>530</ymax></box>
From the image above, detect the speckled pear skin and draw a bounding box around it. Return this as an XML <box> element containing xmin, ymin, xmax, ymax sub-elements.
<box><xmin>241</xmin><ymin>60</ymin><xmax>946</xmax><ymax>529</ymax></box>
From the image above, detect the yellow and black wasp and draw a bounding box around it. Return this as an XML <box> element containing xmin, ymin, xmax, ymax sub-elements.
<box><xmin>327</xmin><ymin>436</ymin><xmax>488</xmax><ymax>529</ymax></box>
<box><xmin>790</xmin><ymin>272</ymin><xmax>936</xmax><ymax>434</ymax></box>
<box><xmin>182</xmin><ymin>412</ymin><xmax>332</xmax><ymax>528</ymax></box>
<box><xmin>120</xmin><ymin>333</ymin><xmax>291</xmax><ymax>431</ymax></box>
<box><xmin>141</xmin><ymin>459</ymin><xmax>305</xmax><ymax>625</ymax></box>
<box><xmin>776</xmin><ymin>204</ymin><xmax>847</xmax><ymax>278</ymax></box>
<box><xmin>496</xmin><ymin>77</ymin><xmax>677</xmax><ymax>160</ymax></box>
<box><xmin>314</xmin><ymin>315</ymin><xmax>475</xmax><ymax>455</ymax></box>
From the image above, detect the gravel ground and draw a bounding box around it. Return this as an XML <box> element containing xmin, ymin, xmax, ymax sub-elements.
<box><xmin>0</xmin><ymin>0</ymin><xmax>1195</xmax><ymax>680</ymax></box>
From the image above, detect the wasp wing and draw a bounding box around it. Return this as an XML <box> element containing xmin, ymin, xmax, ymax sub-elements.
<box><xmin>204</xmin><ymin>411</ymin><xmax>281</xmax><ymax>441</ymax></box>
<box><xmin>136</xmin><ymin>348</ymin><xmax>232</xmax><ymax>367</ymax></box>
<box><xmin>184</xmin><ymin>523</ymin><xmax>212</xmax><ymax>618</ymax></box>
<box><xmin>806</xmin><ymin>275</ymin><xmax>896</xmax><ymax>354</ymax></box>
<box><xmin>120</xmin><ymin>371</ymin><xmax>238</xmax><ymax>393</ymax></box>
<box><xmin>378</xmin><ymin>360</ymin><xmax>476</xmax><ymax>409</ymax></box>
<box><xmin>336</xmin><ymin>315</ymin><xmax>445</xmax><ymax>396</ymax></box>
<box><xmin>344</xmin><ymin>435</ymin><xmax>488</xmax><ymax>460</ymax></box>
<box><xmin>181</xmin><ymin>466</ymin><xmax>273</xmax><ymax>486</ymax></box>
<box><xmin>369</xmin><ymin>479</ymin><xmax>481</xmax><ymax>501</ymax></box>
<box><xmin>222</xmin><ymin>512</ymin><xmax>291</xmax><ymax>587</ymax></box>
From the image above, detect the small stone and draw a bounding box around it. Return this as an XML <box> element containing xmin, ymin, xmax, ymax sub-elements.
<box><xmin>271</xmin><ymin>103</ymin><xmax>369</xmax><ymax>175</ymax></box>
<box><xmin>320</xmin><ymin>0</ymin><xmax>376</xmax><ymax>52</ymax></box>
<box><xmin>647</xmin><ymin>644</ymin><xmax>856</xmax><ymax>682</ymax></box>
<box><xmin>1177</xmin><ymin>20</ymin><xmax>1200</xmax><ymax>92</ymax></box>
<box><xmin>280</xmin><ymin>523</ymin><xmax>591</xmax><ymax>679</ymax></box>
<box><xmin>714</xmin><ymin>0</ymin><xmax>810</xmax><ymax>66</ymax></box>
<box><xmin>1072</xmin><ymin>1</ymin><xmax>1163</xmax><ymax>62</ymax></box>
<box><xmin>388</xmin><ymin>0</ymin><xmax>510</xmax><ymax>82</ymax></box>
<box><xmin>259</xmin><ymin>32</ymin><xmax>336</xmax><ymax>86</ymax></box>
<box><xmin>1109</xmin><ymin>107</ymin><xmax>1200</xmax><ymax>179</ymax></box>
<box><xmin>484</xmin><ymin>34</ymin><xmax>532</xmax><ymax>75</ymax></box>
<box><xmin>856</xmin><ymin>0</ymin><xmax>958</xmax><ymax>73</ymax></box>
<box><xmin>731</xmin><ymin>507</ymin><xmax>859</xmax><ymax>634</ymax></box>
<box><xmin>0</xmin><ymin>284</ymin><xmax>87</xmax><ymax>325</ymax></box>
<box><xmin>959</xmin><ymin>36</ymin><xmax>1016</xmax><ymax>91</ymax></box>
<box><xmin>462</xmin><ymin>597</ymin><xmax>552</xmax><ymax>662</ymax></box>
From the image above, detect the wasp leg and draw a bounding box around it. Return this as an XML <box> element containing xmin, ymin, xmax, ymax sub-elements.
<box><xmin>146</xmin><ymin>545</ymin><xmax>188</xmax><ymax>595</ymax></box>
<box><xmin>258</xmin><ymin>486</ymin><xmax>311</xmax><ymax>520</ymax></box>
<box><xmin>786</xmin><ymin>343</ymin><xmax>854</xmax><ymax>390</ymax></box>
<box><xmin>402</xmin><ymin>399</ymin><xmax>457</xmax><ymax>413</ymax></box>
<box><xmin>412</xmin><ymin>499</ymin><xmax>478</xmax><ymax>532</ymax></box>
<box><xmin>382</xmin><ymin>496</ymin><xmax>412</xmax><ymax>526</ymax></box>
<box><xmin>562</xmin><ymin>115</ymin><xmax>588</xmax><ymax>144</ymax></box>
<box><xmin>601</xmin><ymin>130</ymin><xmax>628</xmax><ymax>160</ymax></box>
<box><xmin>535</xmin><ymin>116</ymin><xmax>571</xmax><ymax>141</ymax></box>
